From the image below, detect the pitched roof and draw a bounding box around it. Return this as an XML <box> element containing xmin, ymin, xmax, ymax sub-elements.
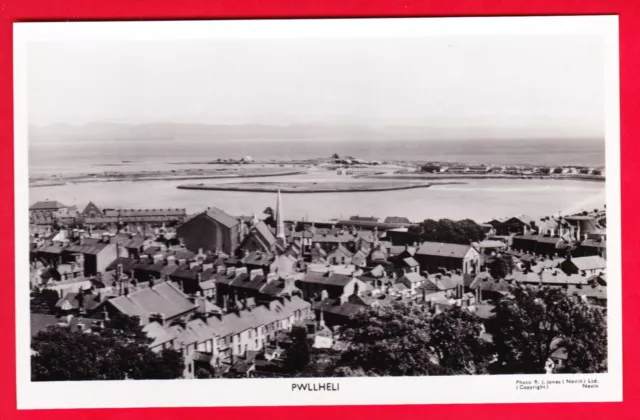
<box><xmin>425</xmin><ymin>273</ymin><xmax>461</xmax><ymax>290</ymax></box>
<box><xmin>399</xmin><ymin>272</ymin><xmax>426</xmax><ymax>284</ymax></box>
<box><xmin>508</xmin><ymin>269</ymin><xmax>591</xmax><ymax>286</ymax></box>
<box><xmin>104</xmin><ymin>208</ymin><xmax>186</xmax><ymax>217</ymax></box>
<box><xmin>569</xmin><ymin>256</ymin><xmax>606</xmax><ymax>271</ymax></box>
<box><xmin>252</xmin><ymin>221</ymin><xmax>278</xmax><ymax>248</ymax></box>
<box><xmin>416</xmin><ymin>242</ymin><xmax>474</xmax><ymax>259</ymax></box>
<box><xmin>106</xmin><ymin>257</ymin><xmax>136</xmax><ymax>272</ymax></box>
<box><xmin>55</xmin><ymin>292</ymin><xmax>102</xmax><ymax>311</ymax></box>
<box><xmin>231</xmin><ymin>271</ymin><xmax>268</xmax><ymax>292</ymax></box>
<box><xmin>579</xmin><ymin>239</ymin><xmax>606</xmax><ymax>249</ymax></box>
<box><xmin>205</xmin><ymin>207</ymin><xmax>240</xmax><ymax>228</ymax></box>
<box><xmin>402</xmin><ymin>257</ymin><xmax>420</xmax><ymax>267</ymax></box>
<box><xmin>207</xmin><ymin>296</ymin><xmax>310</xmax><ymax>338</ymax></box>
<box><xmin>311</xmin><ymin>298</ymin><xmax>363</xmax><ymax>317</ymax></box>
<box><xmin>384</xmin><ymin>216</ymin><xmax>412</xmax><ymax>224</ymax></box>
<box><xmin>64</xmin><ymin>242</ymin><xmax>110</xmax><ymax>255</ymax></box>
<box><xmin>143</xmin><ymin>321</ymin><xmax>177</xmax><ymax>348</ymax></box>
<box><xmin>567</xmin><ymin>284</ymin><xmax>607</xmax><ymax>300</ymax></box>
<box><xmin>536</xmin><ymin>237</ymin><xmax>565</xmax><ymax>245</ymax></box>
<box><xmin>300</xmin><ymin>271</ymin><xmax>355</xmax><ymax>287</ymax></box>
<box><xmin>108</xmin><ymin>282</ymin><xmax>196</xmax><ymax>321</ymax></box>
<box><xmin>30</xmin><ymin>200</ymin><xmax>68</xmax><ymax>210</ymax></box>
<box><xmin>328</xmin><ymin>244</ymin><xmax>354</xmax><ymax>258</ymax></box>
<box><xmin>469</xmin><ymin>274</ymin><xmax>512</xmax><ymax>293</ymax></box>
<box><xmin>513</xmin><ymin>234</ymin><xmax>543</xmax><ymax>242</ymax></box>
<box><xmin>475</xmin><ymin>240</ymin><xmax>507</xmax><ymax>248</ymax></box>
<box><xmin>38</xmin><ymin>245</ymin><xmax>64</xmax><ymax>254</ymax></box>
<box><xmin>350</xmin><ymin>216</ymin><xmax>380</xmax><ymax>222</ymax></box>
<box><xmin>351</xmin><ymin>250</ymin><xmax>368</xmax><ymax>267</ymax></box>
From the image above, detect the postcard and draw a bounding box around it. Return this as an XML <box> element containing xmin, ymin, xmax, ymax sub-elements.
<box><xmin>14</xmin><ymin>15</ymin><xmax>621</xmax><ymax>409</ymax></box>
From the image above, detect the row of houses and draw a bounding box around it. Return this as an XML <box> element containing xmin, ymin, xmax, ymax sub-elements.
<box><xmin>420</xmin><ymin>163</ymin><xmax>605</xmax><ymax>177</ymax></box>
<box><xmin>29</xmin><ymin>200</ymin><xmax>188</xmax><ymax>226</ymax></box>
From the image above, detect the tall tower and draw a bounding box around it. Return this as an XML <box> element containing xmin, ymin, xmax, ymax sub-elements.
<box><xmin>276</xmin><ymin>188</ymin><xmax>287</xmax><ymax>247</ymax></box>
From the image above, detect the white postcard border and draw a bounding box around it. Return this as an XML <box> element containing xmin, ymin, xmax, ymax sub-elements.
<box><xmin>14</xmin><ymin>15</ymin><xmax>622</xmax><ymax>409</ymax></box>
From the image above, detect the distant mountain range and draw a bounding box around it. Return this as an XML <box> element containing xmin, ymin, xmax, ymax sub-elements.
<box><xmin>28</xmin><ymin>122</ymin><xmax>602</xmax><ymax>143</ymax></box>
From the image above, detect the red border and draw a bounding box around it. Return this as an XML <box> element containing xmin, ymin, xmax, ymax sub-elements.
<box><xmin>1</xmin><ymin>1</ymin><xmax>638</xmax><ymax>419</ymax></box>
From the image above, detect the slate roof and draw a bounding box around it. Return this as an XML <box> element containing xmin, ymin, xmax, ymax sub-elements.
<box><xmin>300</xmin><ymin>272</ymin><xmax>355</xmax><ymax>287</ymax></box>
<box><xmin>425</xmin><ymin>273</ymin><xmax>461</xmax><ymax>290</ymax></box>
<box><xmin>469</xmin><ymin>275</ymin><xmax>512</xmax><ymax>293</ymax></box>
<box><xmin>231</xmin><ymin>271</ymin><xmax>268</xmax><ymax>292</ymax></box>
<box><xmin>578</xmin><ymin>239</ymin><xmax>606</xmax><ymax>249</ymax></box>
<box><xmin>38</xmin><ymin>245</ymin><xmax>64</xmax><ymax>254</ymax></box>
<box><xmin>199</xmin><ymin>279</ymin><xmax>217</xmax><ymax>291</ymax></box>
<box><xmin>311</xmin><ymin>298</ymin><xmax>363</xmax><ymax>318</ymax></box>
<box><xmin>508</xmin><ymin>269</ymin><xmax>591</xmax><ymax>286</ymax></box>
<box><xmin>104</xmin><ymin>208</ymin><xmax>186</xmax><ymax>217</ymax></box>
<box><xmin>400</xmin><ymin>272</ymin><xmax>426</xmax><ymax>284</ymax></box>
<box><xmin>143</xmin><ymin>321</ymin><xmax>177</xmax><ymax>348</ymax></box>
<box><xmin>30</xmin><ymin>200</ymin><xmax>68</xmax><ymax>210</ymax></box>
<box><xmin>252</xmin><ymin>221</ymin><xmax>278</xmax><ymax>248</ymax></box>
<box><xmin>55</xmin><ymin>292</ymin><xmax>102</xmax><ymax>311</ymax></box>
<box><xmin>311</xmin><ymin>233</ymin><xmax>357</xmax><ymax>244</ymax></box>
<box><xmin>384</xmin><ymin>216</ymin><xmax>412</xmax><ymax>224</ymax></box>
<box><xmin>108</xmin><ymin>282</ymin><xmax>197</xmax><ymax>321</ymax></box>
<box><xmin>64</xmin><ymin>243</ymin><xmax>110</xmax><ymax>255</ymax></box>
<box><xmin>475</xmin><ymin>240</ymin><xmax>507</xmax><ymax>248</ymax></box>
<box><xmin>205</xmin><ymin>207</ymin><xmax>240</xmax><ymax>228</ymax></box>
<box><xmin>243</xmin><ymin>251</ymin><xmax>274</xmax><ymax>267</ymax></box>
<box><xmin>402</xmin><ymin>257</ymin><xmax>419</xmax><ymax>267</ymax></box>
<box><xmin>207</xmin><ymin>296</ymin><xmax>310</xmax><ymax>338</ymax></box>
<box><xmin>261</xmin><ymin>278</ymin><xmax>300</xmax><ymax>297</ymax></box>
<box><xmin>566</xmin><ymin>284</ymin><xmax>607</xmax><ymax>301</ymax></box>
<box><xmin>568</xmin><ymin>256</ymin><xmax>606</xmax><ymax>271</ymax></box>
<box><xmin>351</xmin><ymin>250</ymin><xmax>368</xmax><ymax>267</ymax></box>
<box><xmin>328</xmin><ymin>244</ymin><xmax>354</xmax><ymax>258</ymax></box>
<box><xmin>106</xmin><ymin>257</ymin><xmax>136</xmax><ymax>272</ymax></box>
<box><xmin>416</xmin><ymin>242</ymin><xmax>474</xmax><ymax>259</ymax></box>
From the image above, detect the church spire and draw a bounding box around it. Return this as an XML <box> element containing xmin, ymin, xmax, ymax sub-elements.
<box><xmin>276</xmin><ymin>188</ymin><xmax>286</xmax><ymax>246</ymax></box>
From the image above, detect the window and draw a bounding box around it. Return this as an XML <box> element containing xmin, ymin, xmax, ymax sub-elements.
<box><xmin>244</xmin><ymin>345</ymin><xmax>248</xmax><ymax>353</ymax></box>
<box><xmin>248</xmin><ymin>330</ymin><xmax>252</xmax><ymax>339</ymax></box>
<box><xmin>255</xmin><ymin>339</ymin><xmax>258</xmax><ymax>348</ymax></box>
<box><xmin>237</xmin><ymin>345</ymin><xmax>241</xmax><ymax>354</ymax></box>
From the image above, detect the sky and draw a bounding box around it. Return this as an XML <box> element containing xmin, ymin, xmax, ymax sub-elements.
<box><xmin>27</xmin><ymin>34</ymin><xmax>605</xmax><ymax>138</ymax></box>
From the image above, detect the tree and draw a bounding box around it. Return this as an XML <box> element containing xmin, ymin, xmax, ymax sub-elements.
<box><xmin>488</xmin><ymin>254</ymin><xmax>515</xmax><ymax>279</ymax></box>
<box><xmin>30</xmin><ymin>289</ymin><xmax>60</xmax><ymax>314</ymax></box>
<box><xmin>329</xmin><ymin>304</ymin><xmax>441</xmax><ymax>376</ymax></box>
<box><xmin>31</xmin><ymin>314</ymin><xmax>184</xmax><ymax>381</ymax></box>
<box><xmin>195</xmin><ymin>367</ymin><xmax>213</xmax><ymax>379</ymax></box>
<box><xmin>283</xmin><ymin>326</ymin><xmax>311</xmax><ymax>373</ymax></box>
<box><xmin>262</xmin><ymin>207</ymin><xmax>276</xmax><ymax>228</ymax></box>
<box><xmin>409</xmin><ymin>218</ymin><xmax>486</xmax><ymax>245</ymax></box>
<box><xmin>331</xmin><ymin>153</ymin><xmax>340</xmax><ymax>159</ymax></box>
<box><xmin>429</xmin><ymin>306</ymin><xmax>493</xmax><ymax>374</ymax></box>
<box><xmin>489</xmin><ymin>286</ymin><xmax>607</xmax><ymax>374</ymax></box>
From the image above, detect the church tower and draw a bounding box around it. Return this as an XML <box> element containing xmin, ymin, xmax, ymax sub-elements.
<box><xmin>276</xmin><ymin>188</ymin><xmax>287</xmax><ymax>247</ymax></box>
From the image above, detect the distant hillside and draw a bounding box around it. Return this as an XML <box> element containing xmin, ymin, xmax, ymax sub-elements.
<box><xmin>28</xmin><ymin>122</ymin><xmax>604</xmax><ymax>145</ymax></box>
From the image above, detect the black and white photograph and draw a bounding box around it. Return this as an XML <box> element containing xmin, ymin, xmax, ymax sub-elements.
<box><xmin>14</xmin><ymin>16</ymin><xmax>621</xmax><ymax>408</ymax></box>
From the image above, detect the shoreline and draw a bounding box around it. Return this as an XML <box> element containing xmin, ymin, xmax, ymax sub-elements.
<box><xmin>364</xmin><ymin>174</ymin><xmax>606</xmax><ymax>182</ymax></box>
<box><xmin>29</xmin><ymin>170</ymin><xmax>307</xmax><ymax>187</ymax></box>
<box><xmin>176</xmin><ymin>181</ymin><xmax>465</xmax><ymax>194</ymax></box>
